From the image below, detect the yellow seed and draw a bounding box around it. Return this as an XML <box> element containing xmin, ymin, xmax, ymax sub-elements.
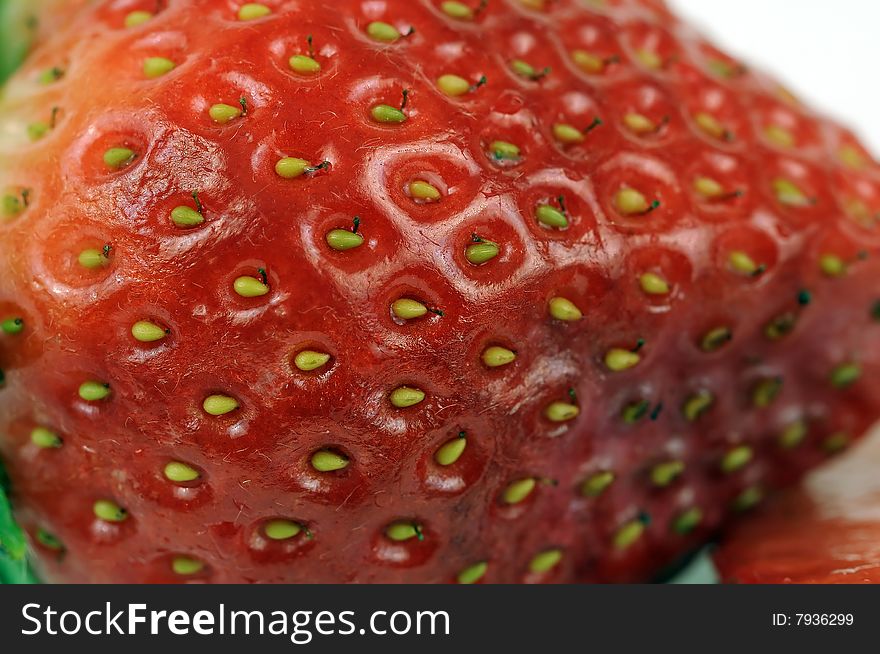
<box><xmin>275</xmin><ymin>157</ymin><xmax>311</xmax><ymax>179</ymax></box>
<box><xmin>209</xmin><ymin>103</ymin><xmax>242</xmax><ymax>123</ymax></box>
<box><xmin>580</xmin><ymin>471</ymin><xmax>614</xmax><ymax>497</ymax></box>
<box><xmin>819</xmin><ymin>254</ymin><xmax>847</xmax><ymax>278</ymax></box>
<box><xmin>238</xmin><ymin>3</ymin><xmax>271</xmax><ymax>21</ymax></box>
<box><xmin>371</xmin><ymin>105</ymin><xmax>407</xmax><ymax>123</ymax></box>
<box><xmin>289</xmin><ymin>55</ymin><xmax>321</xmax><ymax>74</ymax></box>
<box><xmin>529</xmin><ymin>549</ymin><xmax>562</xmax><ymax>574</ymax></box>
<box><xmin>466</xmin><ymin>241</ymin><xmax>499</xmax><ymax>264</ymax></box>
<box><xmin>552</xmin><ymin>123</ymin><xmax>584</xmax><ymax>144</ymax></box>
<box><xmin>264</xmin><ymin>519</ymin><xmax>302</xmax><ymax>541</ymax></box>
<box><xmin>233</xmin><ymin>276</ymin><xmax>270</xmax><ymax>297</ymax></box>
<box><xmin>604</xmin><ymin>348</ymin><xmax>641</xmax><ymax>372</ymax></box>
<box><xmin>635</xmin><ymin>49</ymin><xmax>662</xmax><ymax>70</ymax></box>
<box><xmin>721</xmin><ymin>446</ymin><xmax>753</xmax><ymax>474</ymax></box>
<box><xmin>548</xmin><ymin>297</ymin><xmax>582</xmax><ymax>322</ymax></box>
<box><xmin>202</xmin><ymin>394</ymin><xmax>239</xmax><ymax>416</ymax></box>
<box><xmin>172</xmin><ymin>556</ymin><xmax>204</xmax><ymax>575</ymax></box>
<box><xmin>78</xmin><ymin>248</ymin><xmax>108</xmax><ymax>269</ymax></box>
<box><xmin>623</xmin><ymin>113</ymin><xmax>657</xmax><ymax>134</ymax></box>
<box><xmin>830</xmin><ymin>363</ymin><xmax>861</xmax><ymax>389</ymax></box>
<box><xmin>614</xmin><ymin>520</ymin><xmax>646</xmax><ymax>550</ymax></box>
<box><xmin>729</xmin><ymin>251</ymin><xmax>760</xmax><ymax>276</ymax></box>
<box><xmin>79</xmin><ymin>381</ymin><xmax>111</xmax><ymax>402</ymax></box>
<box><xmin>392</xmin><ymin>298</ymin><xmax>428</xmax><ymax>320</ymax></box>
<box><xmin>650</xmin><ymin>461</ymin><xmax>685</xmax><ymax>487</ymax></box>
<box><xmin>693</xmin><ymin>176</ymin><xmax>724</xmax><ymax>199</ymax></box>
<box><xmin>390</xmin><ymin>386</ymin><xmax>425</xmax><ymax>408</ymax></box>
<box><xmin>435</xmin><ymin>435</ymin><xmax>467</xmax><ymax>466</ymax></box>
<box><xmin>502</xmin><ymin>478</ymin><xmax>536</xmax><ymax>505</ymax></box>
<box><xmin>437</xmin><ymin>74</ymin><xmax>471</xmax><ymax>97</ymax></box>
<box><xmin>326</xmin><ymin>229</ymin><xmax>364</xmax><ymax>251</ymax></box>
<box><xmin>124</xmin><ymin>10</ymin><xmax>153</xmax><ymax>27</ymax></box>
<box><xmin>535</xmin><ymin>204</ymin><xmax>568</xmax><ymax>229</ymax></box>
<box><xmin>764</xmin><ymin>125</ymin><xmax>795</xmax><ymax>148</ymax></box>
<box><xmin>695</xmin><ymin>112</ymin><xmax>729</xmax><ymax>140</ymax></box>
<box><xmin>31</xmin><ymin>427</ymin><xmax>62</xmax><ymax>449</ymax></box>
<box><xmin>386</xmin><ymin>521</ymin><xmax>421</xmax><ymax>542</ymax></box>
<box><xmin>164</xmin><ymin>461</ymin><xmax>200</xmax><ymax>483</ymax></box>
<box><xmin>733</xmin><ymin>486</ymin><xmax>763</xmax><ymax>512</ymax></box>
<box><xmin>366</xmin><ymin>21</ymin><xmax>402</xmax><ymax>43</ymax></box>
<box><xmin>409</xmin><ymin>180</ymin><xmax>441</xmax><ymax>202</ymax></box>
<box><xmin>773</xmin><ymin>178</ymin><xmax>810</xmax><ymax>207</ymax></box>
<box><xmin>441</xmin><ymin>1</ymin><xmax>475</xmax><ymax>20</ymax></box>
<box><xmin>571</xmin><ymin>50</ymin><xmax>605</xmax><ymax>74</ymax></box>
<box><xmin>457</xmin><ymin>561</ymin><xmax>488</xmax><ymax>584</ymax></box>
<box><xmin>614</xmin><ymin>188</ymin><xmax>650</xmax><ymax>215</ymax></box>
<box><xmin>701</xmin><ymin>326</ymin><xmax>732</xmax><ymax>352</ymax></box>
<box><xmin>752</xmin><ymin>378</ymin><xmax>783</xmax><ymax>408</ymax></box>
<box><xmin>489</xmin><ymin>140</ymin><xmax>521</xmax><ymax>160</ymax></box>
<box><xmin>544</xmin><ymin>402</ymin><xmax>580</xmax><ymax>423</ymax></box>
<box><xmin>823</xmin><ymin>432</ymin><xmax>850</xmax><ymax>454</ymax></box>
<box><xmin>639</xmin><ymin>272</ymin><xmax>669</xmax><ymax>296</ymax></box>
<box><xmin>294</xmin><ymin>350</ymin><xmax>331</xmax><ymax>372</ymax></box>
<box><xmin>779</xmin><ymin>420</ymin><xmax>807</xmax><ymax>449</ymax></box>
<box><xmin>682</xmin><ymin>391</ymin><xmax>713</xmax><ymax>422</ymax></box>
<box><xmin>672</xmin><ymin>507</ymin><xmax>703</xmax><ymax>535</ymax></box>
<box><xmin>311</xmin><ymin>449</ymin><xmax>349</xmax><ymax>472</ymax></box>
<box><xmin>143</xmin><ymin>56</ymin><xmax>176</xmax><ymax>79</ymax></box>
<box><xmin>481</xmin><ymin>345</ymin><xmax>516</xmax><ymax>368</ymax></box>
<box><xmin>93</xmin><ymin>500</ymin><xmax>127</xmax><ymax>523</ymax></box>
<box><xmin>839</xmin><ymin>145</ymin><xmax>866</xmax><ymax>170</ymax></box>
<box><xmin>131</xmin><ymin>320</ymin><xmax>168</xmax><ymax>343</ymax></box>
<box><xmin>170</xmin><ymin>205</ymin><xmax>204</xmax><ymax>227</ymax></box>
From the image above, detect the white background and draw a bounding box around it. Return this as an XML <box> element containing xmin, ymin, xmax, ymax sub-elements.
<box><xmin>673</xmin><ymin>0</ymin><xmax>880</xmax><ymax>154</ymax></box>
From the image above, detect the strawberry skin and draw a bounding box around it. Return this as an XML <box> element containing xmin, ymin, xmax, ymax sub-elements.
<box><xmin>0</xmin><ymin>0</ymin><xmax>878</xmax><ymax>584</ymax></box>
<box><xmin>715</xmin><ymin>430</ymin><xmax>880</xmax><ymax>584</ymax></box>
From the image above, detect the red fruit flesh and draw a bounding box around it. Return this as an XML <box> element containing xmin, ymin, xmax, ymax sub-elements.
<box><xmin>715</xmin><ymin>430</ymin><xmax>880</xmax><ymax>584</ymax></box>
<box><xmin>0</xmin><ymin>0</ymin><xmax>878</xmax><ymax>584</ymax></box>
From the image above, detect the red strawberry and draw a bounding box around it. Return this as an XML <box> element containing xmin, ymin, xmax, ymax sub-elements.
<box><xmin>714</xmin><ymin>429</ymin><xmax>880</xmax><ymax>584</ymax></box>
<box><xmin>0</xmin><ymin>0</ymin><xmax>879</xmax><ymax>584</ymax></box>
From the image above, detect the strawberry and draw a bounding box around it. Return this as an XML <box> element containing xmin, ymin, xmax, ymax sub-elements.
<box><xmin>714</xmin><ymin>430</ymin><xmax>880</xmax><ymax>584</ymax></box>
<box><xmin>0</xmin><ymin>0</ymin><xmax>879</xmax><ymax>584</ymax></box>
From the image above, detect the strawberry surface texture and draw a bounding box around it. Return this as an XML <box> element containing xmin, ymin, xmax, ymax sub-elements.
<box><xmin>0</xmin><ymin>0</ymin><xmax>879</xmax><ymax>584</ymax></box>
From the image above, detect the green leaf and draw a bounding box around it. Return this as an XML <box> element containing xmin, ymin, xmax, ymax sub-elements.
<box><xmin>0</xmin><ymin>458</ymin><xmax>38</xmax><ymax>584</ymax></box>
<box><xmin>0</xmin><ymin>0</ymin><xmax>41</xmax><ymax>85</ymax></box>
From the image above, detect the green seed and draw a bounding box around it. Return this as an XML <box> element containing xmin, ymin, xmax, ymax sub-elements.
<box><xmin>208</xmin><ymin>103</ymin><xmax>243</xmax><ymax>123</ymax></box>
<box><xmin>441</xmin><ymin>1</ymin><xmax>475</xmax><ymax>19</ymax></box>
<box><xmin>170</xmin><ymin>205</ymin><xmax>204</xmax><ymax>228</ymax></box>
<box><xmin>700</xmin><ymin>326</ymin><xmax>732</xmax><ymax>352</ymax></box>
<box><xmin>36</xmin><ymin>529</ymin><xmax>64</xmax><ymax>551</ymax></box>
<box><xmin>288</xmin><ymin>55</ymin><xmax>320</xmax><ymax>74</ymax></box>
<box><xmin>275</xmin><ymin>157</ymin><xmax>311</xmax><ymax>179</ymax></box>
<box><xmin>371</xmin><ymin>104</ymin><xmax>407</xmax><ymax>123</ymax></box>
<box><xmin>489</xmin><ymin>140</ymin><xmax>520</xmax><ymax>160</ymax></box>
<box><xmin>732</xmin><ymin>486</ymin><xmax>763</xmax><ymax>512</ymax></box>
<box><xmin>38</xmin><ymin>67</ymin><xmax>64</xmax><ymax>84</ymax></box>
<box><xmin>2</xmin><ymin>194</ymin><xmax>23</xmax><ymax>217</ymax></box>
<box><xmin>621</xmin><ymin>399</ymin><xmax>650</xmax><ymax>424</ymax></box>
<box><xmin>202</xmin><ymin>394</ymin><xmax>239</xmax><ymax>416</ymax></box>
<box><xmin>529</xmin><ymin>549</ymin><xmax>562</xmax><ymax>574</ymax></box>
<box><xmin>511</xmin><ymin>59</ymin><xmax>537</xmax><ymax>78</ymax></box>
<box><xmin>27</xmin><ymin>122</ymin><xmax>49</xmax><ymax>141</ymax></box>
<box><xmin>78</xmin><ymin>248</ymin><xmax>109</xmax><ymax>269</ymax></box>
<box><xmin>580</xmin><ymin>471</ymin><xmax>614</xmax><ymax>498</ymax></box>
<box><xmin>131</xmin><ymin>320</ymin><xmax>168</xmax><ymax>343</ymax></box>
<box><xmin>779</xmin><ymin>420</ymin><xmax>808</xmax><ymax>449</ymax></box>
<box><xmin>143</xmin><ymin>56</ymin><xmax>176</xmax><ymax>79</ymax></box>
<box><xmin>502</xmin><ymin>478</ymin><xmax>536</xmax><ymax>505</ymax></box>
<box><xmin>164</xmin><ymin>461</ymin><xmax>200</xmax><ymax>483</ymax></box>
<box><xmin>819</xmin><ymin>254</ymin><xmax>847</xmax><ymax>278</ymax></box>
<box><xmin>604</xmin><ymin>348</ymin><xmax>641</xmax><ymax>372</ymax></box>
<box><xmin>124</xmin><ymin>10</ymin><xmax>153</xmax><ymax>27</ymax></box>
<box><xmin>773</xmin><ymin>178</ymin><xmax>810</xmax><ymax>207</ymax></box>
<box><xmin>409</xmin><ymin>180</ymin><xmax>441</xmax><ymax>202</ymax></box>
<box><xmin>233</xmin><ymin>276</ymin><xmax>270</xmax><ymax>297</ymax></box>
<box><xmin>544</xmin><ymin>401</ymin><xmax>579</xmax><ymax>423</ymax></box>
<box><xmin>172</xmin><ymin>556</ymin><xmax>204</xmax><ymax>575</ymax></box>
<box><xmin>437</xmin><ymin>74</ymin><xmax>471</xmax><ymax>96</ymax></box>
<box><xmin>103</xmin><ymin>147</ymin><xmax>136</xmax><ymax>169</ymax></box>
<box><xmin>650</xmin><ymin>461</ymin><xmax>684</xmax><ymax>487</ymax></box>
<box><xmin>386</xmin><ymin>521</ymin><xmax>422</xmax><ymax>542</ymax></box>
<box><xmin>367</xmin><ymin>21</ymin><xmax>402</xmax><ymax>42</ymax></box>
<box><xmin>535</xmin><ymin>204</ymin><xmax>568</xmax><ymax>229</ymax></box>
<box><xmin>311</xmin><ymin>449</ymin><xmax>349</xmax><ymax>472</ymax></box>
<box><xmin>613</xmin><ymin>519</ymin><xmax>646</xmax><ymax>550</ymax></box>
<box><xmin>721</xmin><ymin>446</ymin><xmax>753</xmax><ymax>474</ymax></box>
<box><xmin>390</xmin><ymin>386</ymin><xmax>425</xmax><ymax>408</ymax></box>
<box><xmin>31</xmin><ymin>427</ymin><xmax>62</xmax><ymax>449</ymax></box>
<box><xmin>238</xmin><ymin>3</ymin><xmax>271</xmax><ymax>20</ymax></box>
<box><xmin>548</xmin><ymin>297</ymin><xmax>582</xmax><ymax>321</ymax></box>
<box><xmin>830</xmin><ymin>363</ymin><xmax>861</xmax><ymax>389</ymax></box>
<box><xmin>79</xmin><ymin>381</ymin><xmax>111</xmax><ymax>402</ymax></box>
<box><xmin>823</xmin><ymin>432</ymin><xmax>850</xmax><ymax>454</ymax></box>
<box><xmin>294</xmin><ymin>350</ymin><xmax>331</xmax><ymax>372</ymax></box>
<box><xmin>326</xmin><ymin>229</ymin><xmax>364</xmax><ymax>251</ymax></box>
<box><xmin>434</xmin><ymin>435</ymin><xmax>467</xmax><ymax>466</ymax></box>
<box><xmin>639</xmin><ymin>272</ymin><xmax>670</xmax><ymax>295</ymax></box>
<box><xmin>93</xmin><ymin>500</ymin><xmax>127</xmax><ymax>523</ymax></box>
<box><xmin>466</xmin><ymin>241</ymin><xmax>499</xmax><ymax>264</ymax></box>
<box><xmin>392</xmin><ymin>298</ymin><xmax>428</xmax><ymax>320</ymax></box>
<box><xmin>264</xmin><ymin>519</ymin><xmax>302</xmax><ymax>541</ymax></box>
<box><xmin>1</xmin><ymin>317</ymin><xmax>23</xmax><ymax>335</ymax></box>
<box><xmin>729</xmin><ymin>251</ymin><xmax>761</xmax><ymax>276</ymax></box>
<box><xmin>672</xmin><ymin>507</ymin><xmax>703</xmax><ymax>535</ymax></box>
<box><xmin>682</xmin><ymin>391</ymin><xmax>714</xmax><ymax>422</ymax></box>
<box><xmin>457</xmin><ymin>561</ymin><xmax>488</xmax><ymax>585</ymax></box>
<box><xmin>765</xmin><ymin>124</ymin><xmax>795</xmax><ymax>148</ymax></box>
<box><xmin>552</xmin><ymin>123</ymin><xmax>584</xmax><ymax>144</ymax></box>
<box><xmin>765</xmin><ymin>313</ymin><xmax>797</xmax><ymax>341</ymax></box>
<box><xmin>753</xmin><ymin>377</ymin><xmax>783</xmax><ymax>407</ymax></box>
<box><xmin>481</xmin><ymin>345</ymin><xmax>516</xmax><ymax>368</ymax></box>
